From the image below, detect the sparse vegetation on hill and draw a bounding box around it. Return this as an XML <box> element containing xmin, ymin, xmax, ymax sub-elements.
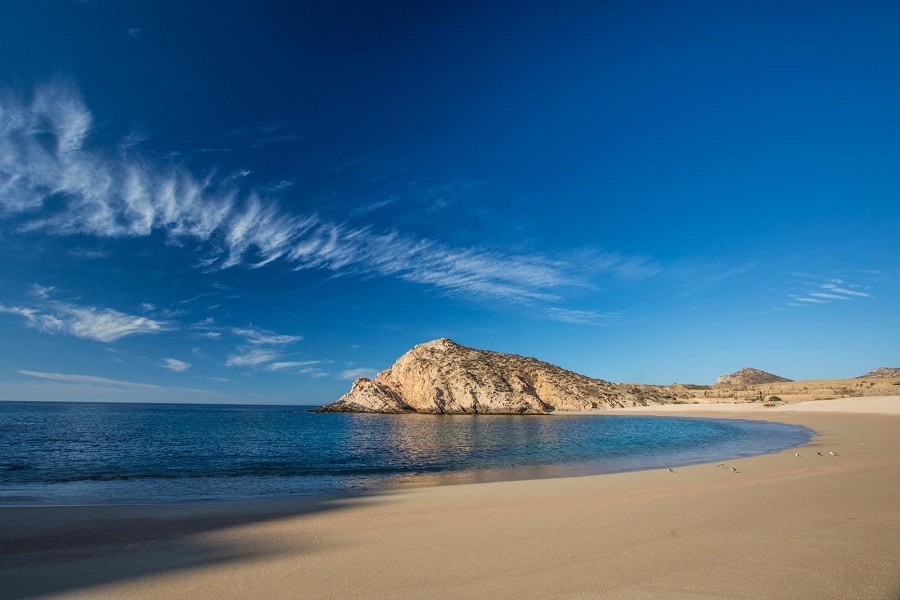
<box><xmin>859</xmin><ymin>367</ymin><xmax>900</xmax><ymax>378</ymax></box>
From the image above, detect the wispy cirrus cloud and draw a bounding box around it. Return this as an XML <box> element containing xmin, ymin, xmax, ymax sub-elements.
<box><xmin>30</xmin><ymin>284</ymin><xmax>55</xmax><ymax>299</ymax></box>
<box><xmin>189</xmin><ymin>317</ymin><xmax>224</xmax><ymax>340</ymax></box>
<box><xmin>231</xmin><ymin>326</ymin><xmax>301</xmax><ymax>346</ymax></box>
<box><xmin>0</xmin><ymin>300</ymin><xmax>170</xmax><ymax>342</ymax></box>
<box><xmin>267</xmin><ymin>360</ymin><xmax>322</xmax><ymax>372</ymax></box>
<box><xmin>225</xmin><ymin>325</ymin><xmax>304</xmax><ymax>370</ymax></box>
<box><xmin>0</xmin><ymin>304</ymin><xmax>39</xmax><ymax>321</ymax></box>
<box><xmin>790</xmin><ymin>296</ymin><xmax>829</xmax><ymax>304</ymax></box>
<box><xmin>0</xmin><ymin>81</ymin><xmax>656</xmax><ymax>304</ymax></box>
<box><xmin>267</xmin><ymin>360</ymin><xmax>329</xmax><ymax>378</ymax></box>
<box><xmin>545</xmin><ymin>307</ymin><xmax>623</xmax><ymax>326</ymax></box>
<box><xmin>783</xmin><ymin>277</ymin><xmax>874</xmax><ymax>309</ymax></box>
<box><xmin>821</xmin><ymin>280</ymin><xmax>872</xmax><ymax>298</ymax></box>
<box><xmin>10</xmin><ymin>369</ymin><xmax>223</xmax><ymax>404</ymax></box>
<box><xmin>19</xmin><ymin>369</ymin><xmax>165</xmax><ymax>391</ymax></box>
<box><xmin>225</xmin><ymin>348</ymin><xmax>281</xmax><ymax>368</ymax></box>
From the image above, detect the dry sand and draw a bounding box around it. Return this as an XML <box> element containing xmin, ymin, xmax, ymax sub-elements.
<box><xmin>2</xmin><ymin>396</ymin><xmax>899</xmax><ymax>599</ymax></box>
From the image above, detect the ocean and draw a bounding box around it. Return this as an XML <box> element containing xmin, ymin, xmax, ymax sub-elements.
<box><xmin>0</xmin><ymin>401</ymin><xmax>812</xmax><ymax>505</ymax></box>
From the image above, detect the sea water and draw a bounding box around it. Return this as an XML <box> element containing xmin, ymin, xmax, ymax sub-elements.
<box><xmin>0</xmin><ymin>401</ymin><xmax>812</xmax><ymax>505</ymax></box>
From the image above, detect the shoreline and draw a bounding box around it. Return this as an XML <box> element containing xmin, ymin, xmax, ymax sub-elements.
<box><xmin>2</xmin><ymin>396</ymin><xmax>899</xmax><ymax>599</ymax></box>
<box><xmin>1</xmin><ymin>407</ymin><xmax>816</xmax><ymax>509</ymax></box>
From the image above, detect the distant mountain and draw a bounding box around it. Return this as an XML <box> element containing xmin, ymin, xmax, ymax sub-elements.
<box><xmin>715</xmin><ymin>367</ymin><xmax>792</xmax><ymax>386</ymax></box>
<box><xmin>317</xmin><ymin>338</ymin><xmax>677</xmax><ymax>414</ymax></box>
<box><xmin>859</xmin><ymin>367</ymin><xmax>900</xmax><ymax>378</ymax></box>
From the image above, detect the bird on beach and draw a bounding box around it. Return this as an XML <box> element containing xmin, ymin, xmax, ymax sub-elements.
<box><xmin>730</xmin><ymin>467</ymin><xmax>739</xmax><ymax>472</ymax></box>
<box><xmin>716</xmin><ymin>463</ymin><xmax>725</xmax><ymax>468</ymax></box>
<box><xmin>668</xmin><ymin>468</ymin><xmax>675</xmax><ymax>473</ymax></box>
<box><xmin>817</xmin><ymin>451</ymin><xmax>823</xmax><ymax>456</ymax></box>
<box><xmin>829</xmin><ymin>451</ymin><xmax>839</xmax><ymax>456</ymax></box>
<box><xmin>794</xmin><ymin>453</ymin><xmax>801</xmax><ymax>457</ymax></box>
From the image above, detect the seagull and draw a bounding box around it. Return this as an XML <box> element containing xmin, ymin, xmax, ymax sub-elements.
<box><xmin>794</xmin><ymin>453</ymin><xmax>801</xmax><ymax>457</ymax></box>
<box><xmin>668</xmin><ymin>468</ymin><xmax>675</xmax><ymax>473</ymax></box>
<box><xmin>829</xmin><ymin>451</ymin><xmax>839</xmax><ymax>456</ymax></box>
<box><xmin>817</xmin><ymin>451</ymin><xmax>823</xmax><ymax>456</ymax></box>
<box><xmin>731</xmin><ymin>467</ymin><xmax>739</xmax><ymax>472</ymax></box>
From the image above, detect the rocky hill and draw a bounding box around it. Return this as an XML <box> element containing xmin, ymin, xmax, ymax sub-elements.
<box><xmin>317</xmin><ymin>338</ymin><xmax>677</xmax><ymax>414</ymax></box>
<box><xmin>859</xmin><ymin>367</ymin><xmax>900</xmax><ymax>378</ymax></box>
<box><xmin>715</xmin><ymin>367</ymin><xmax>792</xmax><ymax>386</ymax></box>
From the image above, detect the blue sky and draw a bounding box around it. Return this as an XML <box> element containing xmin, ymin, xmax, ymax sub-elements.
<box><xmin>0</xmin><ymin>1</ymin><xmax>897</xmax><ymax>404</ymax></box>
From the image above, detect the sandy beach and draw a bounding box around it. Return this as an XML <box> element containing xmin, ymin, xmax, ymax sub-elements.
<box><xmin>2</xmin><ymin>396</ymin><xmax>899</xmax><ymax>600</ymax></box>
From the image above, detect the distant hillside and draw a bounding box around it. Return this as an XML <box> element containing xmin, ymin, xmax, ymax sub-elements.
<box><xmin>859</xmin><ymin>367</ymin><xmax>900</xmax><ymax>378</ymax></box>
<box><xmin>716</xmin><ymin>367</ymin><xmax>792</xmax><ymax>386</ymax></box>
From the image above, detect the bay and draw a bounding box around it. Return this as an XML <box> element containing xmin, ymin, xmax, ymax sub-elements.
<box><xmin>0</xmin><ymin>401</ymin><xmax>812</xmax><ymax>505</ymax></box>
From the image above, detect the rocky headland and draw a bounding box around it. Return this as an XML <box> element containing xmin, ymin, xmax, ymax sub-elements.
<box><xmin>317</xmin><ymin>338</ymin><xmax>677</xmax><ymax>414</ymax></box>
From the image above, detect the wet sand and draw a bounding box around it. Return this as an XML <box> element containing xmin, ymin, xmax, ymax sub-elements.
<box><xmin>2</xmin><ymin>396</ymin><xmax>899</xmax><ymax>599</ymax></box>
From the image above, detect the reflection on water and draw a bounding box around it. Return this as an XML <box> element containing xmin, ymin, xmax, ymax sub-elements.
<box><xmin>0</xmin><ymin>402</ymin><xmax>812</xmax><ymax>505</ymax></box>
<box><xmin>333</xmin><ymin>412</ymin><xmax>810</xmax><ymax>483</ymax></box>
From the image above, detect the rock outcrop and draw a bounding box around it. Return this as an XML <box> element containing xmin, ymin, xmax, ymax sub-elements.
<box><xmin>859</xmin><ymin>367</ymin><xmax>900</xmax><ymax>378</ymax></box>
<box><xmin>317</xmin><ymin>338</ymin><xmax>677</xmax><ymax>414</ymax></box>
<box><xmin>715</xmin><ymin>367</ymin><xmax>792</xmax><ymax>386</ymax></box>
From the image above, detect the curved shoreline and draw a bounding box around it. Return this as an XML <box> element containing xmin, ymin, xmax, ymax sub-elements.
<box><xmin>2</xmin><ymin>396</ymin><xmax>899</xmax><ymax>599</ymax></box>
<box><xmin>1</xmin><ymin>412</ymin><xmax>813</xmax><ymax>508</ymax></box>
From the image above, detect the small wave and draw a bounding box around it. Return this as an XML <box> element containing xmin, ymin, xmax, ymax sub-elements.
<box><xmin>2</xmin><ymin>462</ymin><xmax>33</xmax><ymax>472</ymax></box>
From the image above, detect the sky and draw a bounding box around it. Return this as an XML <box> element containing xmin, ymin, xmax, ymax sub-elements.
<box><xmin>0</xmin><ymin>1</ymin><xmax>897</xmax><ymax>405</ymax></box>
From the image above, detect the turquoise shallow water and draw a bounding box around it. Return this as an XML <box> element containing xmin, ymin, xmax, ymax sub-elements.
<box><xmin>0</xmin><ymin>401</ymin><xmax>813</xmax><ymax>505</ymax></box>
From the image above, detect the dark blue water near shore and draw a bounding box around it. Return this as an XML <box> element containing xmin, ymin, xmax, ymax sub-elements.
<box><xmin>0</xmin><ymin>401</ymin><xmax>812</xmax><ymax>505</ymax></box>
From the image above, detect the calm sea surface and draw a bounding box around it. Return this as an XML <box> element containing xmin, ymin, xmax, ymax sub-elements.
<box><xmin>0</xmin><ymin>401</ymin><xmax>812</xmax><ymax>505</ymax></box>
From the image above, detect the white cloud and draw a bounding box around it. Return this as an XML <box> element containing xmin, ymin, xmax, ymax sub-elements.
<box><xmin>267</xmin><ymin>360</ymin><xmax>323</xmax><ymax>372</ymax></box>
<box><xmin>19</xmin><ymin>369</ymin><xmax>164</xmax><ymax>391</ymax></box>
<box><xmin>339</xmin><ymin>367</ymin><xmax>379</xmax><ymax>380</ymax></box>
<box><xmin>10</xmin><ymin>369</ymin><xmax>226</xmax><ymax>403</ymax></box>
<box><xmin>189</xmin><ymin>317</ymin><xmax>224</xmax><ymax>340</ymax></box>
<box><xmin>782</xmin><ymin>277</ymin><xmax>876</xmax><ymax>310</ymax></box>
<box><xmin>162</xmin><ymin>358</ymin><xmax>191</xmax><ymax>372</ymax></box>
<box><xmin>264</xmin><ymin>179</ymin><xmax>295</xmax><ymax>192</ymax></box>
<box><xmin>546</xmin><ymin>307</ymin><xmax>622</xmax><ymax>326</ymax></box>
<box><xmin>266</xmin><ymin>360</ymin><xmax>330</xmax><ymax>377</ymax></box>
<box><xmin>196</xmin><ymin>331</ymin><xmax>222</xmax><ymax>339</ymax></box>
<box><xmin>225</xmin><ymin>348</ymin><xmax>281</xmax><ymax>368</ymax></box>
<box><xmin>1</xmin><ymin>300</ymin><xmax>169</xmax><ymax>342</ymax></box>
<box><xmin>0</xmin><ymin>304</ymin><xmax>39</xmax><ymax>320</ymax></box>
<box><xmin>30</xmin><ymin>284</ymin><xmax>55</xmax><ymax>299</ymax></box>
<box><xmin>232</xmin><ymin>326</ymin><xmax>301</xmax><ymax>345</ymax></box>
<box><xmin>0</xmin><ymin>81</ymin><xmax>655</xmax><ymax>303</ymax></box>
<box><xmin>224</xmin><ymin>325</ymin><xmax>303</xmax><ymax>369</ymax></box>
<box><xmin>820</xmin><ymin>284</ymin><xmax>872</xmax><ymax>298</ymax></box>
<box><xmin>809</xmin><ymin>292</ymin><xmax>850</xmax><ymax>301</ymax></box>
<box><xmin>56</xmin><ymin>304</ymin><xmax>168</xmax><ymax>341</ymax></box>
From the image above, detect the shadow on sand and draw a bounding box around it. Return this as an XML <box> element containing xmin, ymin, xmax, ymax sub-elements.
<box><xmin>0</xmin><ymin>494</ymin><xmax>380</xmax><ymax>599</ymax></box>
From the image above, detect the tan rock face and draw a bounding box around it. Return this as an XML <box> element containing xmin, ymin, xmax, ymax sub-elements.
<box><xmin>317</xmin><ymin>338</ymin><xmax>677</xmax><ymax>414</ymax></box>
<box><xmin>715</xmin><ymin>367</ymin><xmax>793</xmax><ymax>386</ymax></box>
